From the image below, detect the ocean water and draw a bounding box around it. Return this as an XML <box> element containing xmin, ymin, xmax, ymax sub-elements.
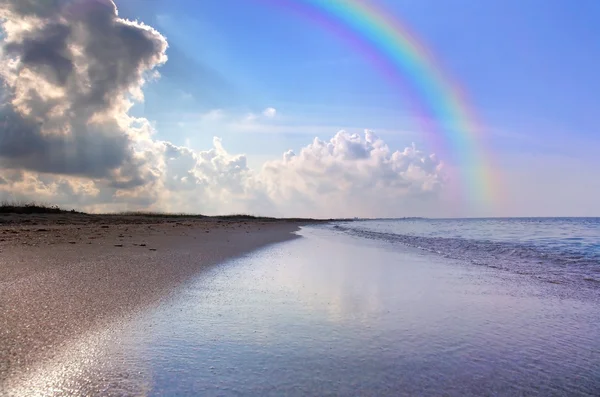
<box><xmin>8</xmin><ymin>223</ymin><xmax>600</xmax><ymax>396</ymax></box>
<box><xmin>335</xmin><ymin>218</ymin><xmax>600</xmax><ymax>290</ymax></box>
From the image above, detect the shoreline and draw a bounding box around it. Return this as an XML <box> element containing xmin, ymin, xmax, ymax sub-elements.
<box><xmin>0</xmin><ymin>216</ymin><xmax>307</xmax><ymax>383</ymax></box>
<box><xmin>5</xmin><ymin>225</ymin><xmax>599</xmax><ymax>395</ymax></box>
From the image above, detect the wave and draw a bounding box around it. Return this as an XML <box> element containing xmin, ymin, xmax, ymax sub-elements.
<box><xmin>333</xmin><ymin>225</ymin><xmax>600</xmax><ymax>285</ymax></box>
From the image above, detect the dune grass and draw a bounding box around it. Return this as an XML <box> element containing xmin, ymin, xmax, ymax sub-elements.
<box><xmin>0</xmin><ymin>201</ymin><xmax>81</xmax><ymax>215</ymax></box>
<box><xmin>0</xmin><ymin>202</ymin><xmax>330</xmax><ymax>222</ymax></box>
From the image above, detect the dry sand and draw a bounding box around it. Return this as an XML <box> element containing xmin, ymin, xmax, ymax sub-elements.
<box><xmin>0</xmin><ymin>213</ymin><xmax>306</xmax><ymax>383</ymax></box>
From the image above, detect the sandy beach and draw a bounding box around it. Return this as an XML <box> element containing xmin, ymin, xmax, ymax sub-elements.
<box><xmin>3</xmin><ymin>224</ymin><xmax>598</xmax><ymax>396</ymax></box>
<box><xmin>1</xmin><ymin>219</ymin><xmax>599</xmax><ymax>395</ymax></box>
<box><xmin>0</xmin><ymin>213</ymin><xmax>305</xmax><ymax>385</ymax></box>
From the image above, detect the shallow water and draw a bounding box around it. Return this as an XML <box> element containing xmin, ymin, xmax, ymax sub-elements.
<box><xmin>337</xmin><ymin>218</ymin><xmax>600</xmax><ymax>289</ymax></box>
<box><xmin>8</xmin><ymin>226</ymin><xmax>600</xmax><ymax>396</ymax></box>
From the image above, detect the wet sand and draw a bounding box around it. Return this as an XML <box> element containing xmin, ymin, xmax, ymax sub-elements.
<box><xmin>4</xmin><ymin>225</ymin><xmax>599</xmax><ymax>396</ymax></box>
<box><xmin>0</xmin><ymin>214</ymin><xmax>304</xmax><ymax>384</ymax></box>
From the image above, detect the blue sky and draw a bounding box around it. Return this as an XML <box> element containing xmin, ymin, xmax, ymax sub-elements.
<box><xmin>119</xmin><ymin>0</ymin><xmax>600</xmax><ymax>215</ymax></box>
<box><xmin>118</xmin><ymin>0</ymin><xmax>600</xmax><ymax>147</ymax></box>
<box><xmin>1</xmin><ymin>0</ymin><xmax>598</xmax><ymax>216</ymax></box>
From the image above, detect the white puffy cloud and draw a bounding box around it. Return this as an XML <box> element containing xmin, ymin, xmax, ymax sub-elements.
<box><xmin>158</xmin><ymin>138</ymin><xmax>258</xmax><ymax>214</ymax></box>
<box><xmin>262</xmin><ymin>107</ymin><xmax>277</xmax><ymax>118</ymax></box>
<box><xmin>0</xmin><ymin>0</ymin><xmax>445</xmax><ymax>217</ymax></box>
<box><xmin>256</xmin><ymin>130</ymin><xmax>443</xmax><ymax>217</ymax></box>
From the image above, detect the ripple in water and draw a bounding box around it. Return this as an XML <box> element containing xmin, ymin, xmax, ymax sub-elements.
<box><xmin>334</xmin><ymin>218</ymin><xmax>600</xmax><ymax>287</ymax></box>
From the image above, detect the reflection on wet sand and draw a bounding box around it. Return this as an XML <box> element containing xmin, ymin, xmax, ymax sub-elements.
<box><xmin>6</xmin><ymin>226</ymin><xmax>600</xmax><ymax>396</ymax></box>
<box><xmin>4</xmin><ymin>317</ymin><xmax>152</xmax><ymax>396</ymax></box>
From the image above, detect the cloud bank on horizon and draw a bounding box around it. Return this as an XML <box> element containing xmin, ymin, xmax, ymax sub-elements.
<box><xmin>0</xmin><ymin>0</ymin><xmax>444</xmax><ymax>217</ymax></box>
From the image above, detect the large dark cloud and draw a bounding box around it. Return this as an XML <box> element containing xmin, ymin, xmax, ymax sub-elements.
<box><xmin>0</xmin><ymin>0</ymin><xmax>167</xmax><ymax>186</ymax></box>
<box><xmin>0</xmin><ymin>0</ymin><xmax>67</xmax><ymax>18</ymax></box>
<box><xmin>5</xmin><ymin>22</ymin><xmax>73</xmax><ymax>86</ymax></box>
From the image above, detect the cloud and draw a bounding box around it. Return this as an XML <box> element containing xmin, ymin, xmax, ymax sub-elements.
<box><xmin>0</xmin><ymin>0</ymin><xmax>167</xmax><ymax>187</ymax></box>
<box><xmin>0</xmin><ymin>0</ymin><xmax>445</xmax><ymax>217</ymax></box>
<box><xmin>257</xmin><ymin>130</ymin><xmax>444</xmax><ymax>217</ymax></box>
<box><xmin>239</xmin><ymin>107</ymin><xmax>276</xmax><ymax>123</ymax></box>
<box><xmin>262</xmin><ymin>107</ymin><xmax>277</xmax><ymax>118</ymax></box>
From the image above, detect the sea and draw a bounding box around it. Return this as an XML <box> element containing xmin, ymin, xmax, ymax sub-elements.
<box><xmin>6</xmin><ymin>218</ymin><xmax>600</xmax><ymax>396</ymax></box>
<box><xmin>336</xmin><ymin>217</ymin><xmax>600</xmax><ymax>292</ymax></box>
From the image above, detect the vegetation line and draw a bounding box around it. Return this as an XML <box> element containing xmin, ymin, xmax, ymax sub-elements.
<box><xmin>0</xmin><ymin>201</ymin><xmax>339</xmax><ymax>222</ymax></box>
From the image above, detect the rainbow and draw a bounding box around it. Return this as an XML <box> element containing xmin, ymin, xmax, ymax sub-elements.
<box><xmin>263</xmin><ymin>0</ymin><xmax>498</xmax><ymax>209</ymax></box>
